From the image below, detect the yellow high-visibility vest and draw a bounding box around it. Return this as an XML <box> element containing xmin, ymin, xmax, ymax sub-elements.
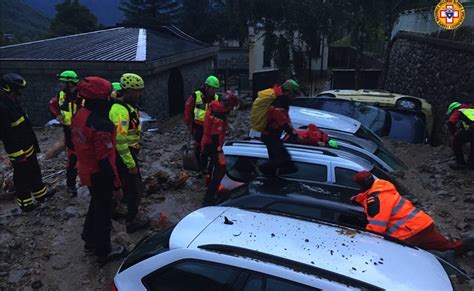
<box><xmin>193</xmin><ymin>90</ymin><xmax>219</xmax><ymax>122</ymax></box>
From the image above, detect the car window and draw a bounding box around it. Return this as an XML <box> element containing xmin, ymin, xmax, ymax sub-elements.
<box><xmin>266</xmin><ymin>277</ymin><xmax>320</xmax><ymax>291</ymax></box>
<box><xmin>120</xmin><ymin>225</ymin><xmax>175</xmax><ymax>272</ymax></box>
<box><xmin>143</xmin><ymin>260</ymin><xmax>240</xmax><ymax>291</ymax></box>
<box><xmin>281</xmin><ymin>162</ymin><xmax>327</xmax><ymax>182</ymax></box>
<box><xmin>355</xmin><ymin>125</ymin><xmax>383</xmax><ymax>145</ymax></box>
<box><xmin>335</xmin><ymin>167</ymin><xmax>359</xmax><ymax>189</ymax></box>
<box><xmin>243</xmin><ymin>274</ymin><xmax>264</xmax><ymax>291</ymax></box>
<box><xmin>226</xmin><ymin>156</ymin><xmax>328</xmax><ymax>183</ymax></box>
<box><xmin>354</xmin><ymin>104</ymin><xmax>388</xmax><ymax>136</ymax></box>
<box><xmin>226</xmin><ymin>156</ymin><xmax>263</xmax><ymax>182</ymax></box>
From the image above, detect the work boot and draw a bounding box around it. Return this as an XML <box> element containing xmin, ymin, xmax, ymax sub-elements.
<box><xmin>36</xmin><ymin>189</ymin><xmax>56</xmax><ymax>203</ymax></box>
<box><xmin>459</xmin><ymin>236</ymin><xmax>474</xmax><ymax>255</ymax></box>
<box><xmin>67</xmin><ymin>186</ymin><xmax>77</xmax><ymax>196</ymax></box>
<box><xmin>20</xmin><ymin>203</ymin><xmax>39</xmax><ymax>212</ymax></box>
<box><xmin>126</xmin><ymin>216</ymin><xmax>150</xmax><ymax>234</ymax></box>
<box><xmin>112</xmin><ymin>203</ymin><xmax>128</xmax><ymax>220</ymax></box>
<box><xmin>97</xmin><ymin>243</ymin><xmax>126</xmax><ymax>266</ymax></box>
<box><xmin>449</xmin><ymin>162</ymin><xmax>467</xmax><ymax>170</ymax></box>
<box><xmin>84</xmin><ymin>243</ymin><xmax>96</xmax><ymax>255</ymax></box>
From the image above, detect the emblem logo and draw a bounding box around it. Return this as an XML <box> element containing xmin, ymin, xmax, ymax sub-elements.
<box><xmin>434</xmin><ymin>0</ymin><xmax>465</xmax><ymax>30</ymax></box>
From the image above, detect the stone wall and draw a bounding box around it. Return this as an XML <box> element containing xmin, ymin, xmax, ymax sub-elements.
<box><xmin>0</xmin><ymin>57</ymin><xmax>215</xmax><ymax>126</ymax></box>
<box><xmin>384</xmin><ymin>32</ymin><xmax>474</xmax><ymax>142</ymax></box>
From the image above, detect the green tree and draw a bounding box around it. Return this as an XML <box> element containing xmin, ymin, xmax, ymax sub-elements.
<box><xmin>181</xmin><ymin>0</ymin><xmax>225</xmax><ymax>43</ymax></box>
<box><xmin>49</xmin><ymin>0</ymin><xmax>99</xmax><ymax>36</ymax></box>
<box><xmin>120</xmin><ymin>0</ymin><xmax>180</xmax><ymax>27</ymax></box>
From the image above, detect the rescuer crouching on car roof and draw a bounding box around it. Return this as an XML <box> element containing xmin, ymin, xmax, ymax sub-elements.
<box><xmin>351</xmin><ymin>170</ymin><xmax>474</xmax><ymax>255</ymax></box>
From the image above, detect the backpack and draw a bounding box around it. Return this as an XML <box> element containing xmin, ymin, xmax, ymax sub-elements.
<box><xmin>250</xmin><ymin>87</ymin><xmax>280</xmax><ymax>131</ymax></box>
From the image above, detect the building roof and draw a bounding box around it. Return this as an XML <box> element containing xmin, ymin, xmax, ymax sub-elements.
<box><xmin>0</xmin><ymin>26</ymin><xmax>211</xmax><ymax>62</ymax></box>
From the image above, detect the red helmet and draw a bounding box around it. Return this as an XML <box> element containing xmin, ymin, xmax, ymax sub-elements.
<box><xmin>352</xmin><ymin>170</ymin><xmax>375</xmax><ymax>189</ymax></box>
<box><xmin>221</xmin><ymin>90</ymin><xmax>239</xmax><ymax>110</ymax></box>
<box><xmin>77</xmin><ymin>76</ymin><xmax>112</xmax><ymax>100</ymax></box>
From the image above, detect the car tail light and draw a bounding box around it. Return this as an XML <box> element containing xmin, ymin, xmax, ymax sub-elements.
<box><xmin>111</xmin><ymin>282</ymin><xmax>118</xmax><ymax>291</ymax></box>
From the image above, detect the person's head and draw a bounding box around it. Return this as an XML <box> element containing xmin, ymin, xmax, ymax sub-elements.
<box><xmin>57</xmin><ymin>70</ymin><xmax>80</xmax><ymax>91</ymax></box>
<box><xmin>446</xmin><ymin>101</ymin><xmax>462</xmax><ymax>116</ymax></box>
<box><xmin>120</xmin><ymin>73</ymin><xmax>144</xmax><ymax>104</ymax></box>
<box><xmin>204</xmin><ymin>75</ymin><xmax>220</xmax><ymax>98</ymax></box>
<box><xmin>352</xmin><ymin>170</ymin><xmax>375</xmax><ymax>192</ymax></box>
<box><xmin>221</xmin><ymin>90</ymin><xmax>239</xmax><ymax>112</ymax></box>
<box><xmin>281</xmin><ymin>79</ymin><xmax>301</xmax><ymax>99</ymax></box>
<box><xmin>111</xmin><ymin>82</ymin><xmax>123</xmax><ymax>99</ymax></box>
<box><xmin>0</xmin><ymin>73</ymin><xmax>27</xmax><ymax>99</ymax></box>
<box><xmin>77</xmin><ymin>76</ymin><xmax>112</xmax><ymax>115</ymax></box>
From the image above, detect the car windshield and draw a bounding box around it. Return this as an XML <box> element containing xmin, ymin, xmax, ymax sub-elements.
<box><xmin>373</xmin><ymin>147</ymin><xmax>407</xmax><ymax>171</ymax></box>
<box><xmin>292</xmin><ymin>98</ymin><xmax>389</xmax><ymax>136</ymax></box>
<box><xmin>119</xmin><ymin>225</ymin><xmax>175</xmax><ymax>272</ymax></box>
<box><xmin>355</xmin><ymin>125</ymin><xmax>384</xmax><ymax>145</ymax></box>
<box><xmin>354</xmin><ymin>104</ymin><xmax>388</xmax><ymax>136</ymax></box>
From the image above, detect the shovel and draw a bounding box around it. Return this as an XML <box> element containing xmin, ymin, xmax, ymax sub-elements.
<box><xmin>182</xmin><ymin>133</ymin><xmax>200</xmax><ymax>171</ymax></box>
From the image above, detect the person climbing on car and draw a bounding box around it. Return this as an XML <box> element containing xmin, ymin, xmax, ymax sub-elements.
<box><xmin>446</xmin><ymin>101</ymin><xmax>474</xmax><ymax>170</ymax></box>
<box><xmin>48</xmin><ymin>70</ymin><xmax>82</xmax><ymax>195</ymax></box>
<box><xmin>201</xmin><ymin>91</ymin><xmax>239</xmax><ymax>206</ymax></box>
<box><xmin>283</xmin><ymin>123</ymin><xmax>339</xmax><ymax>148</ymax></box>
<box><xmin>184</xmin><ymin>75</ymin><xmax>220</xmax><ymax>171</ymax></box>
<box><xmin>0</xmin><ymin>73</ymin><xmax>55</xmax><ymax>212</ymax></box>
<box><xmin>253</xmin><ymin>79</ymin><xmax>301</xmax><ymax>176</ymax></box>
<box><xmin>71</xmin><ymin>76</ymin><xmax>126</xmax><ymax>265</ymax></box>
<box><xmin>351</xmin><ymin>170</ymin><xmax>474</xmax><ymax>255</ymax></box>
<box><xmin>109</xmin><ymin>73</ymin><xmax>150</xmax><ymax>233</ymax></box>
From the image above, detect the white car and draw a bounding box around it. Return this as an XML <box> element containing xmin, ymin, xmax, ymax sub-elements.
<box><xmin>249</xmin><ymin>106</ymin><xmax>384</xmax><ymax>145</ymax></box>
<box><xmin>113</xmin><ymin>207</ymin><xmax>458</xmax><ymax>290</ymax></box>
<box><xmin>45</xmin><ymin>110</ymin><xmax>159</xmax><ymax>132</ymax></box>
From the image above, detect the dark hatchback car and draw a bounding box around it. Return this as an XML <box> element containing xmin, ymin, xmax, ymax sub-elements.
<box><xmin>292</xmin><ymin>97</ymin><xmax>428</xmax><ymax>144</ymax></box>
<box><xmin>221</xmin><ymin>177</ymin><xmax>368</xmax><ymax>228</ymax></box>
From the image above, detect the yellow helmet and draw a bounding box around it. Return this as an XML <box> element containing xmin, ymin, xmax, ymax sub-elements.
<box><xmin>120</xmin><ymin>73</ymin><xmax>144</xmax><ymax>90</ymax></box>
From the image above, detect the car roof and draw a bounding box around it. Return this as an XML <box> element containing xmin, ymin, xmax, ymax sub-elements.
<box><xmin>170</xmin><ymin>207</ymin><xmax>451</xmax><ymax>290</ymax></box>
<box><xmin>223</xmin><ymin>140</ymin><xmax>374</xmax><ymax>170</ymax></box>
<box><xmin>289</xmin><ymin>106</ymin><xmax>361</xmax><ymax>134</ymax></box>
<box><xmin>317</xmin><ymin>89</ymin><xmax>425</xmax><ymax>101</ymax></box>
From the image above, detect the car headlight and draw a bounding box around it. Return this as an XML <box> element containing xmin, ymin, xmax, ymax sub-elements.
<box><xmin>398</xmin><ymin>100</ymin><xmax>416</xmax><ymax>109</ymax></box>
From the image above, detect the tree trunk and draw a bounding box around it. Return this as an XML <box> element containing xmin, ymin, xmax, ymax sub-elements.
<box><xmin>354</xmin><ymin>4</ymin><xmax>365</xmax><ymax>90</ymax></box>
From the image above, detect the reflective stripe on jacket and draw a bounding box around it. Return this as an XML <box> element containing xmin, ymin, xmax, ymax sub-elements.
<box><xmin>459</xmin><ymin>108</ymin><xmax>474</xmax><ymax>129</ymax></box>
<box><xmin>0</xmin><ymin>97</ymin><xmax>40</xmax><ymax>161</ymax></box>
<box><xmin>58</xmin><ymin>90</ymin><xmax>82</xmax><ymax>126</ymax></box>
<box><xmin>109</xmin><ymin>102</ymin><xmax>141</xmax><ymax>169</ymax></box>
<box><xmin>354</xmin><ymin>179</ymin><xmax>433</xmax><ymax>240</ymax></box>
<box><xmin>193</xmin><ymin>91</ymin><xmax>219</xmax><ymax>122</ymax></box>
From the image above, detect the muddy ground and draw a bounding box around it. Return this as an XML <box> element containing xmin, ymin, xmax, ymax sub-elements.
<box><xmin>0</xmin><ymin>108</ymin><xmax>473</xmax><ymax>290</ymax></box>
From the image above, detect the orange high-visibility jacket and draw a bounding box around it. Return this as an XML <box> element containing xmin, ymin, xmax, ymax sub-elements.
<box><xmin>354</xmin><ymin>179</ymin><xmax>433</xmax><ymax>240</ymax></box>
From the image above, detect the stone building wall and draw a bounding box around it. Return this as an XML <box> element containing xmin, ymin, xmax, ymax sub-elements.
<box><xmin>0</xmin><ymin>57</ymin><xmax>215</xmax><ymax>126</ymax></box>
<box><xmin>384</xmin><ymin>32</ymin><xmax>474</xmax><ymax>142</ymax></box>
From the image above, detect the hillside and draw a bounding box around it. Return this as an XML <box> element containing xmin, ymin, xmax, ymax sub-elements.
<box><xmin>23</xmin><ymin>0</ymin><xmax>123</xmax><ymax>26</ymax></box>
<box><xmin>1</xmin><ymin>0</ymin><xmax>51</xmax><ymax>45</ymax></box>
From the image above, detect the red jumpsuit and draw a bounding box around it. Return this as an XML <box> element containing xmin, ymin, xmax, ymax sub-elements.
<box><xmin>447</xmin><ymin>104</ymin><xmax>474</xmax><ymax>165</ymax></box>
<box><xmin>201</xmin><ymin>101</ymin><xmax>228</xmax><ymax>204</ymax></box>
<box><xmin>284</xmin><ymin>124</ymin><xmax>329</xmax><ymax>146</ymax></box>
<box><xmin>71</xmin><ymin>107</ymin><xmax>121</xmax><ymax>257</ymax></box>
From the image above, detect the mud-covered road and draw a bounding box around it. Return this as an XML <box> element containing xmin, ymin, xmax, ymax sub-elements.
<box><xmin>0</xmin><ymin>108</ymin><xmax>472</xmax><ymax>290</ymax></box>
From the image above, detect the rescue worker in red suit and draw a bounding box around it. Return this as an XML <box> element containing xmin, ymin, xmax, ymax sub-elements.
<box><xmin>71</xmin><ymin>76</ymin><xmax>126</xmax><ymax>264</ymax></box>
<box><xmin>0</xmin><ymin>73</ymin><xmax>55</xmax><ymax>211</ymax></box>
<box><xmin>184</xmin><ymin>75</ymin><xmax>220</xmax><ymax>171</ymax></box>
<box><xmin>48</xmin><ymin>70</ymin><xmax>82</xmax><ymax>195</ymax></box>
<box><xmin>201</xmin><ymin>91</ymin><xmax>239</xmax><ymax>206</ymax></box>
<box><xmin>351</xmin><ymin>171</ymin><xmax>473</xmax><ymax>255</ymax></box>
<box><xmin>284</xmin><ymin>123</ymin><xmax>330</xmax><ymax>146</ymax></box>
<box><xmin>446</xmin><ymin>101</ymin><xmax>474</xmax><ymax>170</ymax></box>
<box><xmin>259</xmin><ymin>79</ymin><xmax>301</xmax><ymax>176</ymax></box>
